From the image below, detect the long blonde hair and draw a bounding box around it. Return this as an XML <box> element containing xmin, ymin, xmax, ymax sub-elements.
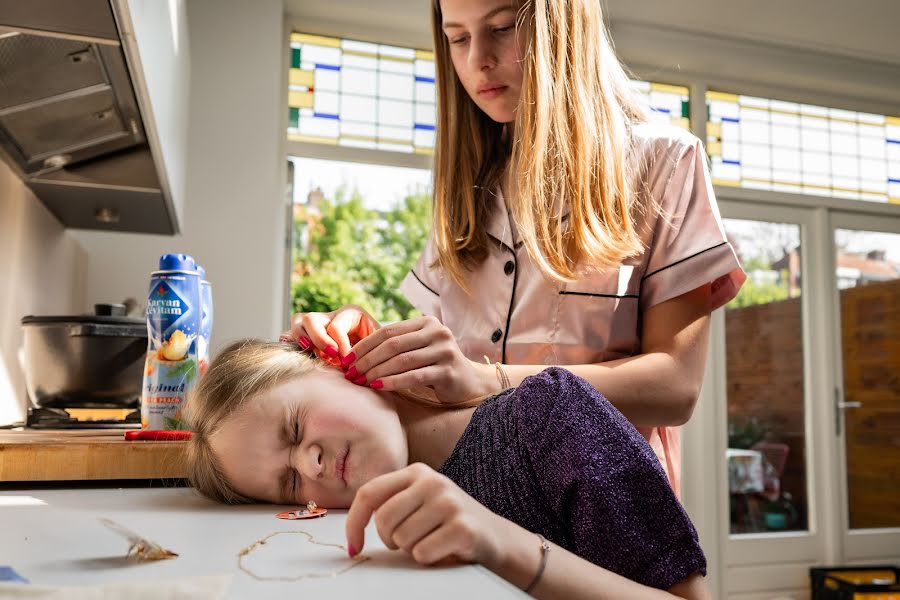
<box><xmin>185</xmin><ymin>339</ymin><xmax>481</xmax><ymax>504</ymax></box>
<box><xmin>430</xmin><ymin>0</ymin><xmax>650</xmax><ymax>287</ymax></box>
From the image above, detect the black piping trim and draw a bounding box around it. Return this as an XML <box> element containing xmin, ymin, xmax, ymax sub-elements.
<box><xmin>642</xmin><ymin>242</ymin><xmax>728</xmax><ymax>281</ymax></box>
<box><xmin>559</xmin><ymin>291</ymin><xmax>638</xmax><ymax>299</ymax></box>
<box><xmin>410</xmin><ymin>269</ymin><xmax>439</xmax><ymax>297</ymax></box>
<box><xmin>501</xmin><ymin>256</ymin><xmax>518</xmax><ymax>364</ymax></box>
<box><xmin>486</xmin><ymin>232</ymin><xmax>515</xmax><ymax>255</ymax></box>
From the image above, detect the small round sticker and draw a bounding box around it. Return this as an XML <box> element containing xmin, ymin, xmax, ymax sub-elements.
<box><xmin>276</xmin><ymin>500</ymin><xmax>327</xmax><ymax>520</ymax></box>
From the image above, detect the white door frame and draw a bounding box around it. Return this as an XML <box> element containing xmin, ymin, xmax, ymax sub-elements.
<box><xmin>826</xmin><ymin>210</ymin><xmax>900</xmax><ymax>563</ymax></box>
<box><xmin>687</xmin><ymin>196</ymin><xmax>900</xmax><ymax>598</ymax></box>
<box><xmin>720</xmin><ymin>201</ymin><xmax>834</xmax><ymax>596</ymax></box>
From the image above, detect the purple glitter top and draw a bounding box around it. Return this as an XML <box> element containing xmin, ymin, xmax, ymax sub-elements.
<box><xmin>438</xmin><ymin>367</ymin><xmax>707</xmax><ymax>590</ymax></box>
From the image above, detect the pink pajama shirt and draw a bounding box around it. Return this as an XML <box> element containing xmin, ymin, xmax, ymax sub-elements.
<box><xmin>400</xmin><ymin>122</ymin><xmax>746</xmax><ymax>496</ymax></box>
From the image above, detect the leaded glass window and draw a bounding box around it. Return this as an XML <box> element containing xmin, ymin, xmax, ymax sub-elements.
<box><xmin>630</xmin><ymin>81</ymin><xmax>691</xmax><ymax>131</ymax></box>
<box><xmin>288</xmin><ymin>33</ymin><xmax>436</xmax><ymax>154</ymax></box>
<box><xmin>287</xmin><ymin>32</ymin><xmax>692</xmax><ymax>153</ymax></box>
<box><xmin>707</xmin><ymin>91</ymin><xmax>900</xmax><ymax>204</ymax></box>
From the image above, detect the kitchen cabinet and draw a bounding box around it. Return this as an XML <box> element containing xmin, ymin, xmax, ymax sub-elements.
<box><xmin>0</xmin><ymin>487</ymin><xmax>525</xmax><ymax>598</ymax></box>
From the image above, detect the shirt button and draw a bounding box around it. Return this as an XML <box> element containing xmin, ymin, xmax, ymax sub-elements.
<box><xmin>491</xmin><ymin>328</ymin><xmax>503</xmax><ymax>343</ymax></box>
<box><xmin>504</xmin><ymin>260</ymin><xmax>515</xmax><ymax>275</ymax></box>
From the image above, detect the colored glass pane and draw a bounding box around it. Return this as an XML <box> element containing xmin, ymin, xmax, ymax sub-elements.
<box><xmin>707</xmin><ymin>90</ymin><xmax>900</xmax><ymax>204</ymax></box>
<box><xmin>288</xmin><ymin>32</ymin><xmax>436</xmax><ymax>154</ymax></box>
<box><xmin>630</xmin><ymin>81</ymin><xmax>692</xmax><ymax>131</ymax></box>
<box><xmin>288</xmin><ymin>33</ymin><xmax>692</xmax><ymax>156</ymax></box>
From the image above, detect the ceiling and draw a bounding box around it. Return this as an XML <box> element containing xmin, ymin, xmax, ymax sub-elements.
<box><xmin>285</xmin><ymin>0</ymin><xmax>900</xmax><ymax>66</ymax></box>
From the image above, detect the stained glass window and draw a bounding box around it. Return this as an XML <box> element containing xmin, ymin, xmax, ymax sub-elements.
<box><xmin>630</xmin><ymin>81</ymin><xmax>691</xmax><ymax>131</ymax></box>
<box><xmin>288</xmin><ymin>33</ymin><xmax>436</xmax><ymax>154</ymax></box>
<box><xmin>288</xmin><ymin>32</ymin><xmax>692</xmax><ymax>154</ymax></box>
<box><xmin>707</xmin><ymin>91</ymin><xmax>900</xmax><ymax>204</ymax></box>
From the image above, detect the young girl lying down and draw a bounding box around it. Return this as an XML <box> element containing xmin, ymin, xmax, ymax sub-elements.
<box><xmin>186</xmin><ymin>340</ymin><xmax>711</xmax><ymax>599</ymax></box>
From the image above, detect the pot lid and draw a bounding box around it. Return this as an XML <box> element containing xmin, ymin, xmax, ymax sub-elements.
<box><xmin>21</xmin><ymin>314</ymin><xmax>145</xmax><ymax>326</ymax></box>
<box><xmin>21</xmin><ymin>303</ymin><xmax>144</xmax><ymax>327</ymax></box>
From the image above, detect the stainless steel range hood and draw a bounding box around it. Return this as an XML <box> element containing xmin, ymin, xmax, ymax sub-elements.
<box><xmin>0</xmin><ymin>0</ymin><xmax>181</xmax><ymax>234</ymax></box>
<box><xmin>0</xmin><ymin>28</ymin><xmax>145</xmax><ymax>174</ymax></box>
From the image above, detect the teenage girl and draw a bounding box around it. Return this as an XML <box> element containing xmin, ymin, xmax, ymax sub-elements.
<box><xmin>290</xmin><ymin>0</ymin><xmax>745</xmax><ymax>495</ymax></box>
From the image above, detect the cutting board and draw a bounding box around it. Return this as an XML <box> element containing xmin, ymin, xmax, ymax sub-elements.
<box><xmin>0</xmin><ymin>429</ymin><xmax>187</xmax><ymax>482</ymax></box>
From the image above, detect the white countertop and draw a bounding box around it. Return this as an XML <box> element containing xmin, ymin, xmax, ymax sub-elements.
<box><xmin>0</xmin><ymin>485</ymin><xmax>525</xmax><ymax>599</ymax></box>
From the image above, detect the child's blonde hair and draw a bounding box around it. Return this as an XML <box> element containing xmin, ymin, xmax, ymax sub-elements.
<box><xmin>185</xmin><ymin>339</ymin><xmax>479</xmax><ymax>504</ymax></box>
<box><xmin>185</xmin><ymin>340</ymin><xmax>317</xmax><ymax>504</ymax></box>
<box><xmin>430</xmin><ymin>0</ymin><xmax>651</xmax><ymax>289</ymax></box>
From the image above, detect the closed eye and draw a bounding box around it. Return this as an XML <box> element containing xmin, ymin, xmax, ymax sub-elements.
<box><xmin>281</xmin><ymin>406</ymin><xmax>303</xmax><ymax>503</ymax></box>
<box><xmin>290</xmin><ymin>420</ymin><xmax>299</xmax><ymax>496</ymax></box>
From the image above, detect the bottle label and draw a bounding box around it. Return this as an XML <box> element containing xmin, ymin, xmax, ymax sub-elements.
<box><xmin>141</xmin><ymin>270</ymin><xmax>201</xmax><ymax>430</ymax></box>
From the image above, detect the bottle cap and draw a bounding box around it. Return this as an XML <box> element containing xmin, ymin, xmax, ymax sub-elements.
<box><xmin>159</xmin><ymin>253</ymin><xmax>195</xmax><ymax>272</ymax></box>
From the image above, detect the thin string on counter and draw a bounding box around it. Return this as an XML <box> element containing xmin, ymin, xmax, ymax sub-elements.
<box><xmin>237</xmin><ymin>530</ymin><xmax>369</xmax><ymax>581</ymax></box>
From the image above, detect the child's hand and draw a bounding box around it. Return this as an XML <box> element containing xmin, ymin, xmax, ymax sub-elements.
<box><xmin>345</xmin><ymin>463</ymin><xmax>505</xmax><ymax>568</ymax></box>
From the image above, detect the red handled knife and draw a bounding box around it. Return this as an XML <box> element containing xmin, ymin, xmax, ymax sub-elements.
<box><xmin>124</xmin><ymin>430</ymin><xmax>193</xmax><ymax>441</ymax></box>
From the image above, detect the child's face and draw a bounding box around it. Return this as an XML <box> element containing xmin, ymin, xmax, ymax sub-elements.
<box><xmin>441</xmin><ymin>0</ymin><xmax>526</xmax><ymax>123</ymax></box>
<box><xmin>209</xmin><ymin>367</ymin><xmax>408</xmax><ymax>508</ymax></box>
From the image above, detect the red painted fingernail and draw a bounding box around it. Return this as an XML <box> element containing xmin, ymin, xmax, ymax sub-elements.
<box><xmin>298</xmin><ymin>336</ymin><xmax>311</xmax><ymax>350</ymax></box>
<box><xmin>348</xmin><ymin>543</ymin><xmax>357</xmax><ymax>558</ymax></box>
<box><xmin>344</xmin><ymin>366</ymin><xmax>359</xmax><ymax>380</ymax></box>
<box><xmin>353</xmin><ymin>374</ymin><xmax>367</xmax><ymax>385</ymax></box>
<box><xmin>324</xmin><ymin>345</ymin><xmax>339</xmax><ymax>358</ymax></box>
<box><xmin>341</xmin><ymin>352</ymin><xmax>356</xmax><ymax>369</ymax></box>
<box><xmin>369</xmin><ymin>380</ymin><xmax>383</xmax><ymax>390</ymax></box>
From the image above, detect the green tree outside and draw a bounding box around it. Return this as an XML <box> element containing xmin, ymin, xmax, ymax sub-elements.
<box><xmin>727</xmin><ymin>256</ymin><xmax>791</xmax><ymax>309</ymax></box>
<box><xmin>291</xmin><ymin>185</ymin><xmax>431</xmax><ymax>323</ymax></box>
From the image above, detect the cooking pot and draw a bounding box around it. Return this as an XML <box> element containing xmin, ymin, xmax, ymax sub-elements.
<box><xmin>21</xmin><ymin>304</ymin><xmax>147</xmax><ymax>409</ymax></box>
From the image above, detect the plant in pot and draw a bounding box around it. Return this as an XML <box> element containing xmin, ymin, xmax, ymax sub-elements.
<box><xmin>762</xmin><ymin>492</ymin><xmax>798</xmax><ymax>531</ymax></box>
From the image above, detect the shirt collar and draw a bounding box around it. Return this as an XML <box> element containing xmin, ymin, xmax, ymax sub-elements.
<box><xmin>484</xmin><ymin>186</ymin><xmax>571</xmax><ymax>250</ymax></box>
<box><xmin>484</xmin><ymin>187</ymin><xmax>517</xmax><ymax>249</ymax></box>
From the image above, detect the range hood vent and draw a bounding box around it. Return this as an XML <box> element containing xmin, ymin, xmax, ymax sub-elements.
<box><xmin>0</xmin><ymin>28</ymin><xmax>144</xmax><ymax>175</ymax></box>
<box><xmin>0</xmin><ymin>0</ymin><xmax>180</xmax><ymax>235</ymax></box>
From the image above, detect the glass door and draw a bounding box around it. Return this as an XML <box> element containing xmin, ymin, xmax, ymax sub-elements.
<box><xmin>830</xmin><ymin>212</ymin><xmax>900</xmax><ymax>561</ymax></box>
<box><xmin>715</xmin><ymin>201</ymin><xmax>830</xmax><ymax>574</ymax></box>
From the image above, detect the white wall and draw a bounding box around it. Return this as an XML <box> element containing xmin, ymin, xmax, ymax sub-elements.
<box><xmin>0</xmin><ymin>161</ymin><xmax>87</xmax><ymax>425</ymax></box>
<box><xmin>73</xmin><ymin>0</ymin><xmax>287</xmax><ymax>353</ymax></box>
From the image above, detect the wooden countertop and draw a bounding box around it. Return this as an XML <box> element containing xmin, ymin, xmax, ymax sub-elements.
<box><xmin>0</xmin><ymin>429</ymin><xmax>187</xmax><ymax>482</ymax></box>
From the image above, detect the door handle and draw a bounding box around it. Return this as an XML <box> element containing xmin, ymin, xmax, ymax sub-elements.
<box><xmin>834</xmin><ymin>388</ymin><xmax>863</xmax><ymax>436</ymax></box>
<box><xmin>837</xmin><ymin>401</ymin><xmax>862</xmax><ymax>409</ymax></box>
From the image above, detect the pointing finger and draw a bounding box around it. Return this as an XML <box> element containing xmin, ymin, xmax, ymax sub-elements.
<box><xmin>345</xmin><ymin>465</ymin><xmax>423</xmax><ymax>556</ymax></box>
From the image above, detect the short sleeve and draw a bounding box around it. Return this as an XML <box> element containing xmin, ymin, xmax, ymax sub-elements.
<box><xmin>399</xmin><ymin>232</ymin><xmax>443</xmax><ymax>320</ymax></box>
<box><xmin>641</xmin><ymin>138</ymin><xmax>746</xmax><ymax>313</ymax></box>
<box><xmin>515</xmin><ymin>368</ymin><xmax>707</xmax><ymax>589</ymax></box>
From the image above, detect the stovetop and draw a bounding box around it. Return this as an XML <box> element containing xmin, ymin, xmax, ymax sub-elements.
<box><xmin>26</xmin><ymin>407</ymin><xmax>141</xmax><ymax>429</ymax></box>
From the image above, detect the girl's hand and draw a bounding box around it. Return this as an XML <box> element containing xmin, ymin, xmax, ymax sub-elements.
<box><xmin>340</xmin><ymin>316</ymin><xmax>496</xmax><ymax>403</ymax></box>
<box><xmin>286</xmin><ymin>304</ymin><xmax>380</xmax><ymax>367</ymax></box>
<box><xmin>345</xmin><ymin>463</ymin><xmax>505</xmax><ymax>568</ymax></box>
